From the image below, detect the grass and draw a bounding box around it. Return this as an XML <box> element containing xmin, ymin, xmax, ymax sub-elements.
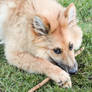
<box><xmin>0</xmin><ymin>0</ymin><xmax>92</xmax><ymax>92</ymax></box>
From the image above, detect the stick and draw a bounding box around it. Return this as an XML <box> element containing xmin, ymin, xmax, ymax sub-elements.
<box><xmin>28</xmin><ymin>47</ymin><xmax>84</xmax><ymax>92</ymax></box>
<box><xmin>28</xmin><ymin>77</ymin><xmax>50</xmax><ymax>92</ymax></box>
<box><xmin>75</xmin><ymin>47</ymin><xmax>84</xmax><ymax>57</ymax></box>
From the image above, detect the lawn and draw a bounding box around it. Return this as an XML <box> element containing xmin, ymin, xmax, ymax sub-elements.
<box><xmin>0</xmin><ymin>0</ymin><xmax>92</xmax><ymax>92</ymax></box>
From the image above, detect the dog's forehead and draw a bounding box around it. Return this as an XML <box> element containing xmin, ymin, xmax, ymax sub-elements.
<box><xmin>51</xmin><ymin>27</ymin><xmax>72</xmax><ymax>47</ymax></box>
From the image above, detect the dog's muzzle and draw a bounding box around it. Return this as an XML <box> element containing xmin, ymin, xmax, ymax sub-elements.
<box><xmin>59</xmin><ymin>61</ymin><xmax>78</xmax><ymax>74</ymax></box>
<box><xmin>68</xmin><ymin>62</ymin><xmax>78</xmax><ymax>74</ymax></box>
<box><xmin>49</xmin><ymin>57</ymin><xmax>78</xmax><ymax>75</ymax></box>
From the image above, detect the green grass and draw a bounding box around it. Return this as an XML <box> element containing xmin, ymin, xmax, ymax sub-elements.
<box><xmin>0</xmin><ymin>0</ymin><xmax>92</xmax><ymax>92</ymax></box>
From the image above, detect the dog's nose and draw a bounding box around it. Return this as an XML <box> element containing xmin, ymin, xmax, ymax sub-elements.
<box><xmin>69</xmin><ymin>62</ymin><xmax>78</xmax><ymax>74</ymax></box>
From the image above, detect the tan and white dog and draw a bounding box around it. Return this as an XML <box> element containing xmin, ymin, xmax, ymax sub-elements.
<box><xmin>0</xmin><ymin>0</ymin><xmax>82</xmax><ymax>88</ymax></box>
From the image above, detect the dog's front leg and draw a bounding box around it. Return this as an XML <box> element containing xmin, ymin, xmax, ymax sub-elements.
<box><xmin>6</xmin><ymin>51</ymin><xmax>72</xmax><ymax>88</ymax></box>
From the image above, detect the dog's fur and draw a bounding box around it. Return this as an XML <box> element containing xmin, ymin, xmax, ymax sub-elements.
<box><xmin>0</xmin><ymin>0</ymin><xmax>82</xmax><ymax>88</ymax></box>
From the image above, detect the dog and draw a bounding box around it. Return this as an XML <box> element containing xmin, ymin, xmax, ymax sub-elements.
<box><xmin>0</xmin><ymin>0</ymin><xmax>82</xmax><ymax>88</ymax></box>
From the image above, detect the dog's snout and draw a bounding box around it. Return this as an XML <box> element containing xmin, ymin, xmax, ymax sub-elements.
<box><xmin>68</xmin><ymin>62</ymin><xmax>78</xmax><ymax>75</ymax></box>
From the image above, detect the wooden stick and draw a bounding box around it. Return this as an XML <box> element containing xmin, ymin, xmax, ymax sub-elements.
<box><xmin>75</xmin><ymin>47</ymin><xmax>84</xmax><ymax>57</ymax></box>
<box><xmin>28</xmin><ymin>47</ymin><xmax>84</xmax><ymax>92</ymax></box>
<box><xmin>28</xmin><ymin>77</ymin><xmax>50</xmax><ymax>92</ymax></box>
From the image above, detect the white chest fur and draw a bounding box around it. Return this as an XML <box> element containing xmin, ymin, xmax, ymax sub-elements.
<box><xmin>0</xmin><ymin>4</ymin><xmax>9</xmax><ymax>43</ymax></box>
<box><xmin>0</xmin><ymin>1</ymin><xmax>16</xmax><ymax>44</ymax></box>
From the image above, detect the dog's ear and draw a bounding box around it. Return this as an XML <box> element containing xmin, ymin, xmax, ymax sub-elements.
<box><xmin>64</xmin><ymin>3</ymin><xmax>77</xmax><ymax>26</ymax></box>
<box><xmin>32</xmin><ymin>16</ymin><xmax>50</xmax><ymax>35</ymax></box>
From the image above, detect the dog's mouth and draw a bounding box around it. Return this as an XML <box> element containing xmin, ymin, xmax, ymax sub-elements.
<box><xmin>49</xmin><ymin>57</ymin><xmax>69</xmax><ymax>73</ymax></box>
<box><xmin>48</xmin><ymin>57</ymin><xmax>78</xmax><ymax>75</ymax></box>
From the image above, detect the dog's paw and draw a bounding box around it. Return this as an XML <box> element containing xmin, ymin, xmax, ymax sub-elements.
<box><xmin>49</xmin><ymin>66</ymin><xmax>72</xmax><ymax>88</ymax></box>
<box><xmin>56</xmin><ymin>70</ymin><xmax>72</xmax><ymax>88</ymax></box>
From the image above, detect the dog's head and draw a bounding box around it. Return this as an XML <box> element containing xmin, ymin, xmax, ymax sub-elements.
<box><xmin>31</xmin><ymin>3</ymin><xmax>82</xmax><ymax>74</ymax></box>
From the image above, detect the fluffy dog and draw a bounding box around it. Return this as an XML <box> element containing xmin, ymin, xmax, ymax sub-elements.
<box><xmin>0</xmin><ymin>0</ymin><xmax>82</xmax><ymax>88</ymax></box>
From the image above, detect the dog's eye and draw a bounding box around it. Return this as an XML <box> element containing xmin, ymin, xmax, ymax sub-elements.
<box><xmin>53</xmin><ymin>48</ymin><xmax>62</xmax><ymax>54</ymax></box>
<box><xmin>69</xmin><ymin>43</ymin><xmax>73</xmax><ymax>50</ymax></box>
